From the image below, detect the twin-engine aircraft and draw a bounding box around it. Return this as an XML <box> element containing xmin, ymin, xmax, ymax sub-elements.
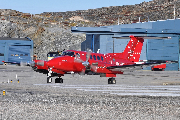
<box><xmin>33</xmin><ymin>35</ymin><xmax>170</xmax><ymax>84</ymax></box>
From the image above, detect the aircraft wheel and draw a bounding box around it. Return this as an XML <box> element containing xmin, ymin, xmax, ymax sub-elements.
<box><xmin>108</xmin><ymin>78</ymin><xmax>116</xmax><ymax>84</ymax></box>
<box><xmin>47</xmin><ymin>77</ymin><xmax>52</xmax><ymax>83</ymax></box>
<box><xmin>55</xmin><ymin>78</ymin><xmax>63</xmax><ymax>83</ymax></box>
<box><xmin>60</xmin><ymin>78</ymin><xmax>63</xmax><ymax>83</ymax></box>
<box><xmin>108</xmin><ymin>78</ymin><xmax>112</xmax><ymax>84</ymax></box>
<box><xmin>112</xmin><ymin>78</ymin><xmax>116</xmax><ymax>84</ymax></box>
<box><xmin>55</xmin><ymin>78</ymin><xmax>60</xmax><ymax>83</ymax></box>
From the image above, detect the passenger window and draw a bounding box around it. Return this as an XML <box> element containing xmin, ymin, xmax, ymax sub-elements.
<box><xmin>93</xmin><ymin>55</ymin><xmax>96</xmax><ymax>60</ymax></box>
<box><xmin>97</xmin><ymin>56</ymin><xmax>100</xmax><ymax>60</ymax></box>
<box><xmin>101</xmin><ymin>56</ymin><xmax>104</xmax><ymax>61</ymax></box>
<box><xmin>90</xmin><ymin>55</ymin><xmax>92</xmax><ymax>59</ymax></box>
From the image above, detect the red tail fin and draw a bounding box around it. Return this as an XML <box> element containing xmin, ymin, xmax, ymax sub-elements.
<box><xmin>122</xmin><ymin>35</ymin><xmax>144</xmax><ymax>62</ymax></box>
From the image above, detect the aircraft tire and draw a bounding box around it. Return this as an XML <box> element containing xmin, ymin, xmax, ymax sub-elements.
<box><xmin>60</xmin><ymin>78</ymin><xmax>63</xmax><ymax>83</ymax></box>
<box><xmin>55</xmin><ymin>78</ymin><xmax>60</xmax><ymax>83</ymax></box>
<box><xmin>112</xmin><ymin>79</ymin><xmax>116</xmax><ymax>84</ymax></box>
<box><xmin>108</xmin><ymin>78</ymin><xmax>112</xmax><ymax>84</ymax></box>
<box><xmin>55</xmin><ymin>78</ymin><xmax>63</xmax><ymax>83</ymax></box>
<box><xmin>47</xmin><ymin>77</ymin><xmax>52</xmax><ymax>83</ymax></box>
<box><xmin>108</xmin><ymin>78</ymin><xmax>116</xmax><ymax>84</ymax></box>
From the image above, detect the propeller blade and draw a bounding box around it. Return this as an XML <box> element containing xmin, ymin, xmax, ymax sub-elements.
<box><xmin>37</xmin><ymin>60</ymin><xmax>44</xmax><ymax>66</ymax></box>
<box><xmin>86</xmin><ymin>48</ymin><xmax>92</xmax><ymax>62</ymax></box>
<box><xmin>90</xmin><ymin>63</ymin><xmax>98</xmax><ymax>72</ymax></box>
<box><xmin>79</xmin><ymin>68</ymin><xmax>86</xmax><ymax>75</ymax></box>
<box><xmin>29</xmin><ymin>61</ymin><xmax>35</xmax><ymax>67</ymax></box>
<box><xmin>74</xmin><ymin>57</ymin><xmax>84</xmax><ymax>63</ymax></box>
<box><xmin>82</xmin><ymin>61</ymin><xmax>89</xmax><ymax>67</ymax></box>
<box><xmin>20</xmin><ymin>61</ymin><xmax>27</xmax><ymax>66</ymax></box>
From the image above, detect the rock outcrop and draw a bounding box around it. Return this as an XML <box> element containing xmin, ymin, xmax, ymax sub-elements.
<box><xmin>0</xmin><ymin>0</ymin><xmax>179</xmax><ymax>60</ymax></box>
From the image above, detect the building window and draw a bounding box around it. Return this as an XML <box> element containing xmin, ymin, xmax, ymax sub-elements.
<box><xmin>0</xmin><ymin>53</ymin><xmax>4</xmax><ymax>56</ymax></box>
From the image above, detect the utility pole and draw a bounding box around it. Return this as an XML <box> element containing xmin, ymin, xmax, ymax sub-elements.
<box><xmin>118</xmin><ymin>17</ymin><xmax>119</xmax><ymax>25</ymax></box>
<box><xmin>174</xmin><ymin>0</ymin><xmax>176</xmax><ymax>19</ymax></box>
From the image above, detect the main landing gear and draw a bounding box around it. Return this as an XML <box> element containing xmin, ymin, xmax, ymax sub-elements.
<box><xmin>55</xmin><ymin>77</ymin><xmax>63</xmax><ymax>83</ymax></box>
<box><xmin>47</xmin><ymin>77</ymin><xmax>63</xmax><ymax>83</ymax></box>
<box><xmin>108</xmin><ymin>78</ymin><xmax>116</xmax><ymax>84</ymax></box>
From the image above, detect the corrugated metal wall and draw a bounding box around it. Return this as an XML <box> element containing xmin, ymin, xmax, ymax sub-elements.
<box><xmin>72</xmin><ymin>19</ymin><xmax>180</xmax><ymax>71</ymax></box>
<box><xmin>8</xmin><ymin>45</ymin><xmax>31</xmax><ymax>63</ymax></box>
<box><xmin>81</xmin><ymin>34</ymin><xmax>100</xmax><ymax>52</ymax></box>
<box><xmin>0</xmin><ymin>38</ymin><xmax>33</xmax><ymax>64</ymax></box>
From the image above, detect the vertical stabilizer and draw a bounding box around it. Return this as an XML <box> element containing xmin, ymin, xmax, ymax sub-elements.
<box><xmin>122</xmin><ymin>35</ymin><xmax>144</xmax><ymax>62</ymax></box>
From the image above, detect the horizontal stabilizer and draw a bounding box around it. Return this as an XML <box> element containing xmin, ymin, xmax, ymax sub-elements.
<box><xmin>106</xmin><ymin>61</ymin><xmax>169</xmax><ymax>72</ymax></box>
<box><xmin>113</xmin><ymin>36</ymin><xmax>171</xmax><ymax>39</ymax></box>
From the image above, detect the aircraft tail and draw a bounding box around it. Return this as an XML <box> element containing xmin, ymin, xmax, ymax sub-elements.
<box><xmin>122</xmin><ymin>35</ymin><xmax>144</xmax><ymax>62</ymax></box>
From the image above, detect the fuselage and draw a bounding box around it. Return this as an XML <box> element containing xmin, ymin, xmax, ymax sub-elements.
<box><xmin>46</xmin><ymin>50</ymin><xmax>134</xmax><ymax>74</ymax></box>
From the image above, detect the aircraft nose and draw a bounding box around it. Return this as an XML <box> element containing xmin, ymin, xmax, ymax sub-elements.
<box><xmin>46</xmin><ymin>61</ymin><xmax>50</xmax><ymax>66</ymax></box>
<box><xmin>46</xmin><ymin>60</ymin><xmax>55</xmax><ymax>67</ymax></box>
<box><xmin>47</xmin><ymin>58</ymin><xmax>60</xmax><ymax>68</ymax></box>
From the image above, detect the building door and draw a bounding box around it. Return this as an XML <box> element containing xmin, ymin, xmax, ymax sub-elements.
<box><xmin>0</xmin><ymin>43</ymin><xmax>6</xmax><ymax>64</ymax></box>
<box><xmin>8</xmin><ymin>45</ymin><xmax>31</xmax><ymax>63</ymax></box>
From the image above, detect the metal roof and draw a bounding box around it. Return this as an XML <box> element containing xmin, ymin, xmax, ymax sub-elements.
<box><xmin>71</xmin><ymin>19</ymin><xmax>180</xmax><ymax>35</ymax></box>
<box><xmin>0</xmin><ymin>37</ymin><xmax>32</xmax><ymax>41</ymax></box>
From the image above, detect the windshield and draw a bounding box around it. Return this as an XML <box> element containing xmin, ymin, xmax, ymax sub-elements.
<box><xmin>62</xmin><ymin>51</ymin><xmax>74</xmax><ymax>57</ymax></box>
<box><xmin>47</xmin><ymin>53</ymin><xmax>60</xmax><ymax>57</ymax></box>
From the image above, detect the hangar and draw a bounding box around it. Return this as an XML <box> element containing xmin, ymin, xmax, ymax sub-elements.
<box><xmin>71</xmin><ymin>19</ymin><xmax>180</xmax><ymax>71</ymax></box>
<box><xmin>0</xmin><ymin>37</ymin><xmax>33</xmax><ymax>65</ymax></box>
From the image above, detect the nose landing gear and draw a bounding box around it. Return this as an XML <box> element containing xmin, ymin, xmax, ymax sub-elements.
<box><xmin>47</xmin><ymin>76</ymin><xmax>52</xmax><ymax>83</ymax></box>
<box><xmin>47</xmin><ymin>68</ymin><xmax>64</xmax><ymax>83</ymax></box>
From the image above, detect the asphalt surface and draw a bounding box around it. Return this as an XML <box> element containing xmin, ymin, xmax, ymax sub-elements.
<box><xmin>0</xmin><ymin>65</ymin><xmax>180</xmax><ymax>119</ymax></box>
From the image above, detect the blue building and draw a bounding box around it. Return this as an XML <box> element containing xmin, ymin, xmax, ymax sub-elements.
<box><xmin>71</xmin><ymin>19</ymin><xmax>180</xmax><ymax>71</ymax></box>
<box><xmin>0</xmin><ymin>37</ymin><xmax>33</xmax><ymax>65</ymax></box>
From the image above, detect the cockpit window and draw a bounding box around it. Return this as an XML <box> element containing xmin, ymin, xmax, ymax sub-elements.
<box><xmin>62</xmin><ymin>51</ymin><xmax>74</xmax><ymax>57</ymax></box>
<box><xmin>75</xmin><ymin>53</ymin><xmax>80</xmax><ymax>58</ymax></box>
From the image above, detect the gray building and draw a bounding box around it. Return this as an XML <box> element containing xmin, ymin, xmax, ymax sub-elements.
<box><xmin>0</xmin><ymin>37</ymin><xmax>33</xmax><ymax>65</ymax></box>
<box><xmin>71</xmin><ymin>19</ymin><xmax>180</xmax><ymax>70</ymax></box>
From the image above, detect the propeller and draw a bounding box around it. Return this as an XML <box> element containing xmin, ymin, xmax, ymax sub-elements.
<box><xmin>90</xmin><ymin>62</ymin><xmax>98</xmax><ymax>72</ymax></box>
<box><xmin>20</xmin><ymin>61</ymin><xmax>36</xmax><ymax>67</ymax></box>
<box><xmin>74</xmin><ymin>48</ymin><xmax>98</xmax><ymax>74</ymax></box>
<box><xmin>36</xmin><ymin>60</ymin><xmax>45</xmax><ymax>66</ymax></box>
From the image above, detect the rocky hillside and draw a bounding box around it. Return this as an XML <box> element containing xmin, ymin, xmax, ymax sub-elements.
<box><xmin>0</xmin><ymin>0</ymin><xmax>179</xmax><ymax>60</ymax></box>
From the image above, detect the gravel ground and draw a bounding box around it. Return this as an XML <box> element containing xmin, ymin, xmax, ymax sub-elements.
<box><xmin>0</xmin><ymin>65</ymin><xmax>180</xmax><ymax>120</ymax></box>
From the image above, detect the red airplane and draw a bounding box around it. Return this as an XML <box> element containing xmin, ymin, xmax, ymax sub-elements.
<box><xmin>33</xmin><ymin>35</ymin><xmax>169</xmax><ymax>84</ymax></box>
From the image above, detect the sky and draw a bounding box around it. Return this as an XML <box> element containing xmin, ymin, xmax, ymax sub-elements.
<box><xmin>1</xmin><ymin>0</ymin><xmax>151</xmax><ymax>14</ymax></box>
